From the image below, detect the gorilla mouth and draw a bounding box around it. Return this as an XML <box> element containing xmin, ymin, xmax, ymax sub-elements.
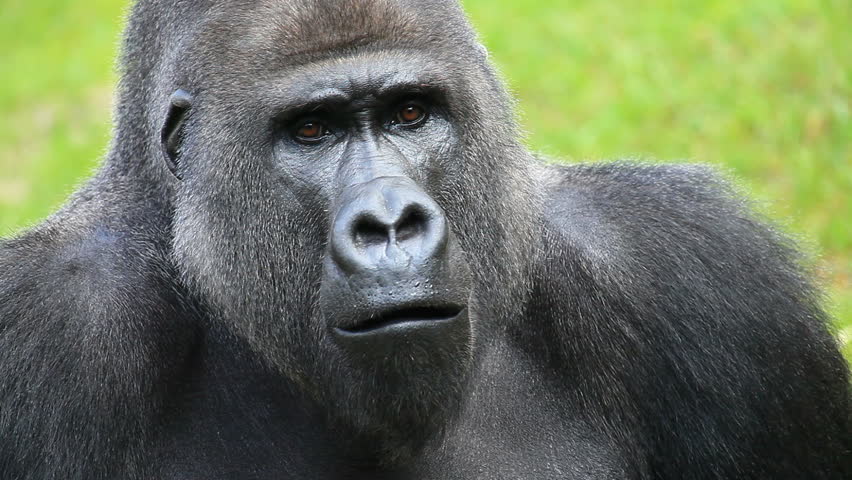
<box><xmin>337</xmin><ymin>305</ymin><xmax>465</xmax><ymax>335</ymax></box>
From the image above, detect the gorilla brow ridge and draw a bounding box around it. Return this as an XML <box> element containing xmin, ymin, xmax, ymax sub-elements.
<box><xmin>214</xmin><ymin>0</ymin><xmax>465</xmax><ymax>69</ymax></box>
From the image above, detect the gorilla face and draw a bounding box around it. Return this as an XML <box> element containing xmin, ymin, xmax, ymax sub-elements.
<box><xmin>162</xmin><ymin>1</ymin><xmax>537</xmax><ymax>462</ymax></box>
<box><xmin>270</xmin><ymin>52</ymin><xmax>477</xmax><ymax>457</ymax></box>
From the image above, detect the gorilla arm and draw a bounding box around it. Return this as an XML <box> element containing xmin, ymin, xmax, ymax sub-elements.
<box><xmin>529</xmin><ymin>162</ymin><xmax>850</xmax><ymax>478</ymax></box>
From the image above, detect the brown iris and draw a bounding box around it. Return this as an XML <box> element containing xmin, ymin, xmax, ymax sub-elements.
<box><xmin>295</xmin><ymin>121</ymin><xmax>326</xmax><ymax>142</ymax></box>
<box><xmin>395</xmin><ymin>104</ymin><xmax>426</xmax><ymax>126</ymax></box>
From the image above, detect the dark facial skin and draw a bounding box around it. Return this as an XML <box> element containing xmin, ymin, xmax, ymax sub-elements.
<box><xmin>280</xmin><ymin>55</ymin><xmax>475</xmax><ymax>457</ymax></box>
<box><xmin>273</xmin><ymin>59</ymin><xmax>473</xmax><ymax>337</ymax></box>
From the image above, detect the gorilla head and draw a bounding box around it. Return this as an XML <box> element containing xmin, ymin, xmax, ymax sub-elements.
<box><xmin>125</xmin><ymin>0</ymin><xmax>537</xmax><ymax>461</ymax></box>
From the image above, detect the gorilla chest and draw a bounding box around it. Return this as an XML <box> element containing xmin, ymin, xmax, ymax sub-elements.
<box><xmin>152</xmin><ymin>414</ymin><xmax>624</xmax><ymax>480</ymax></box>
<box><xmin>149</xmin><ymin>345</ymin><xmax>626</xmax><ymax>479</ymax></box>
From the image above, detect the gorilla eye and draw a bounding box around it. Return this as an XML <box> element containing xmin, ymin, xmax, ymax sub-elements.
<box><xmin>394</xmin><ymin>103</ymin><xmax>428</xmax><ymax>127</ymax></box>
<box><xmin>294</xmin><ymin>121</ymin><xmax>328</xmax><ymax>144</ymax></box>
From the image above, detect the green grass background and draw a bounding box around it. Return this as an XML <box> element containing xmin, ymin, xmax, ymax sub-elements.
<box><xmin>0</xmin><ymin>0</ymin><xmax>849</xmax><ymax>359</ymax></box>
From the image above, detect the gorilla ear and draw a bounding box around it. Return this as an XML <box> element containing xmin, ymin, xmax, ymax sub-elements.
<box><xmin>160</xmin><ymin>89</ymin><xmax>193</xmax><ymax>179</ymax></box>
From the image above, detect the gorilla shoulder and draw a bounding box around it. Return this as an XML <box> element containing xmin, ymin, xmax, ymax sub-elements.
<box><xmin>0</xmin><ymin>193</ymin><xmax>180</xmax><ymax>329</ymax></box>
<box><xmin>540</xmin><ymin>162</ymin><xmax>772</xmax><ymax>272</ymax></box>
<box><xmin>535</xmin><ymin>161</ymin><xmax>825</xmax><ymax>342</ymax></box>
<box><xmin>530</xmin><ymin>162</ymin><xmax>847</xmax><ymax>479</ymax></box>
<box><xmin>0</xmin><ymin>192</ymin><xmax>199</xmax><ymax>478</ymax></box>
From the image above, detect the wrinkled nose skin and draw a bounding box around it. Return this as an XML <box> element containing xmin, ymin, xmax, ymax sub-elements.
<box><xmin>320</xmin><ymin>176</ymin><xmax>472</xmax><ymax>337</ymax></box>
<box><xmin>331</xmin><ymin>176</ymin><xmax>448</xmax><ymax>276</ymax></box>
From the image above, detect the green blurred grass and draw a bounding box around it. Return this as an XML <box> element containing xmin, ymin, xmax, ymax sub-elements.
<box><xmin>0</xmin><ymin>0</ymin><xmax>849</xmax><ymax>359</ymax></box>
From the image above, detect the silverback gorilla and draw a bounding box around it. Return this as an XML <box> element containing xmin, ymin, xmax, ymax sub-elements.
<box><xmin>0</xmin><ymin>1</ymin><xmax>849</xmax><ymax>478</ymax></box>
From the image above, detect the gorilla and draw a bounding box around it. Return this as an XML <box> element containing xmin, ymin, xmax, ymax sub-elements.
<box><xmin>0</xmin><ymin>0</ymin><xmax>849</xmax><ymax>478</ymax></box>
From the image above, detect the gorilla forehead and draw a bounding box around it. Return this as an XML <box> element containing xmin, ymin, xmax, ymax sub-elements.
<box><xmin>193</xmin><ymin>0</ymin><xmax>478</xmax><ymax>71</ymax></box>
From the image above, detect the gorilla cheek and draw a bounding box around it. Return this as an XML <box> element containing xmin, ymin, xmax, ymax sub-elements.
<box><xmin>171</xmin><ymin>187</ymin><xmax>329</xmax><ymax>375</ymax></box>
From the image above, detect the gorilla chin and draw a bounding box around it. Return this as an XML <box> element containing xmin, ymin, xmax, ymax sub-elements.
<box><xmin>322</xmin><ymin>306</ymin><xmax>473</xmax><ymax>464</ymax></box>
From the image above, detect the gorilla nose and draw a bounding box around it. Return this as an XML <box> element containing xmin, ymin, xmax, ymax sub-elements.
<box><xmin>331</xmin><ymin>177</ymin><xmax>448</xmax><ymax>274</ymax></box>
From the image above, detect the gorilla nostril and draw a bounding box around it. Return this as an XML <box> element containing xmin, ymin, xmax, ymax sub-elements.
<box><xmin>395</xmin><ymin>207</ymin><xmax>428</xmax><ymax>242</ymax></box>
<box><xmin>353</xmin><ymin>216</ymin><xmax>390</xmax><ymax>247</ymax></box>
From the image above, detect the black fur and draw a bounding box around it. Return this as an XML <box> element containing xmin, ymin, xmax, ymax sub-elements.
<box><xmin>1</xmin><ymin>1</ymin><xmax>849</xmax><ymax>478</ymax></box>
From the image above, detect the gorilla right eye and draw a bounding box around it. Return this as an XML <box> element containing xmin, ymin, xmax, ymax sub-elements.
<box><xmin>293</xmin><ymin>121</ymin><xmax>328</xmax><ymax>144</ymax></box>
<box><xmin>394</xmin><ymin>103</ymin><xmax>428</xmax><ymax>126</ymax></box>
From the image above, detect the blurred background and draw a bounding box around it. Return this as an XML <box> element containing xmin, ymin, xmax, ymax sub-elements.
<box><xmin>0</xmin><ymin>0</ymin><xmax>849</xmax><ymax>359</ymax></box>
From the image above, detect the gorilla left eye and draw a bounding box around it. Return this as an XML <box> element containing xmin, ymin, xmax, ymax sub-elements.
<box><xmin>293</xmin><ymin>121</ymin><xmax>328</xmax><ymax>144</ymax></box>
<box><xmin>394</xmin><ymin>103</ymin><xmax>428</xmax><ymax>126</ymax></box>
